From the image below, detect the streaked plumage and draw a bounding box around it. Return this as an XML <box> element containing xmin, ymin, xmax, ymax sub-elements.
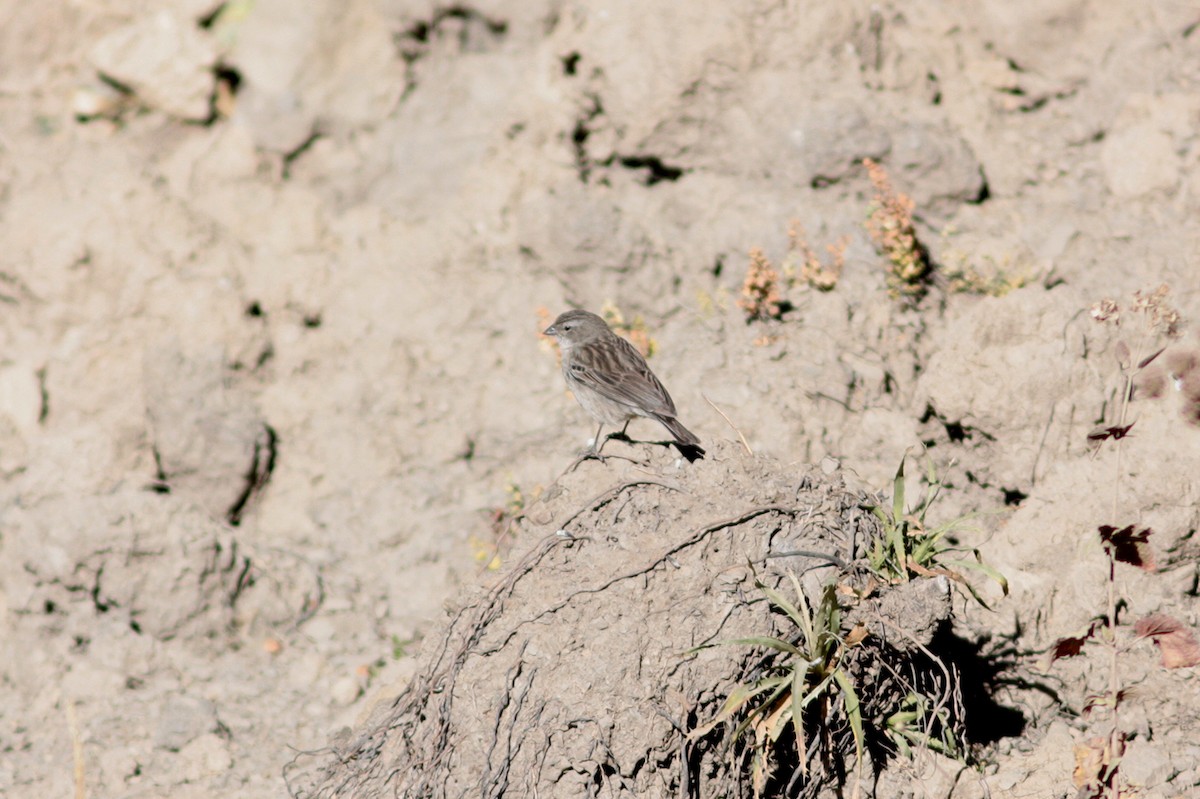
<box><xmin>544</xmin><ymin>310</ymin><xmax>704</xmax><ymax>461</ymax></box>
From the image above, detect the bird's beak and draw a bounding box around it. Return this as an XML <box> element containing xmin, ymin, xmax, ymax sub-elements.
<box><xmin>543</xmin><ymin>324</ymin><xmax>557</xmax><ymax>336</ymax></box>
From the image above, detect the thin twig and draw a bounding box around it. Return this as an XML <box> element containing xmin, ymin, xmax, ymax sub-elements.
<box><xmin>66</xmin><ymin>698</ymin><xmax>86</xmax><ymax>799</ymax></box>
<box><xmin>703</xmin><ymin>394</ymin><xmax>752</xmax><ymax>455</ymax></box>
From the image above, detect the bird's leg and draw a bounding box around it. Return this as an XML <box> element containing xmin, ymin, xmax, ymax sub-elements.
<box><xmin>567</xmin><ymin>423</ymin><xmax>608</xmax><ymax>472</ymax></box>
<box><xmin>605</xmin><ymin>420</ymin><xmax>633</xmax><ymax>444</ymax></box>
<box><xmin>591</xmin><ymin>422</ymin><xmax>609</xmax><ymax>456</ymax></box>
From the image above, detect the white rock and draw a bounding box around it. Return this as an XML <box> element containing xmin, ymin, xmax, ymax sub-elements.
<box><xmin>177</xmin><ymin>733</ymin><xmax>234</xmax><ymax>782</ymax></box>
<box><xmin>89</xmin><ymin>10</ymin><xmax>217</xmax><ymax>121</ymax></box>
<box><xmin>331</xmin><ymin>676</ymin><xmax>362</xmax><ymax>706</ymax></box>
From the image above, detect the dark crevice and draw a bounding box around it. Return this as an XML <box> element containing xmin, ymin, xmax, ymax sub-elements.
<box><xmin>282</xmin><ymin>131</ymin><xmax>322</xmax><ymax>180</ymax></box>
<box><xmin>944</xmin><ymin>420</ymin><xmax>968</xmax><ymax>443</ymax></box>
<box><xmin>965</xmin><ymin>471</ymin><xmax>1028</xmax><ymax>509</ymax></box>
<box><xmin>198</xmin><ymin>3</ymin><xmax>226</xmax><ymax>28</ymax></box>
<box><xmin>214</xmin><ymin>65</ymin><xmax>241</xmax><ymax>97</ymax></box>
<box><xmin>571</xmin><ymin>93</ymin><xmax>604</xmax><ymax>182</ymax></box>
<box><xmin>36</xmin><ymin>366</ymin><xmax>49</xmax><ymax>423</ymax></box>
<box><xmin>96</xmin><ymin>72</ymin><xmax>136</xmax><ymax>97</ymax></box>
<box><xmin>1019</xmin><ymin>95</ymin><xmax>1049</xmax><ymax>113</ymax></box>
<box><xmin>969</xmin><ymin>169</ymin><xmax>990</xmax><ymax>203</ymax></box>
<box><xmin>91</xmin><ymin>565</ymin><xmax>112</xmax><ymax>613</ymax></box>
<box><xmin>919</xmin><ymin>404</ymin><xmax>996</xmax><ymax>444</ymax></box>
<box><xmin>560</xmin><ymin>51</ymin><xmax>581</xmax><ymax>76</ymax></box>
<box><xmin>254</xmin><ymin>342</ymin><xmax>275</xmax><ymax>370</ymax></box>
<box><xmin>616</xmin><ymin>155</ymin><xmax>685</xmax><ymax>186</ymax></box>
<box><xmin>226</xmin><ymin>424</ymin><xmax>278</xmax><ymax>526</ymax></box>
<box><xmin>1003</xmin><ymin>487</ymin><xmax>1028</xmax><ymax>507</ymax></box>
<box><xmin>401</xmin><ymin>6</ymin><xmax>508</xmax><ymax>47</ymax></box>
<box><xmin>149</xmin><ymin>446</ymin><xmax>171</xmax><ymax>494</ymax></box>
<box><xmin>395</xmin><ymin>4</ymin><xmax>508</xmax><ymax>90</ymax></box>
<box><xmin>188</xmin><ymin>63</ymin><xmax>242</xmax><ymax>128</ymax></box>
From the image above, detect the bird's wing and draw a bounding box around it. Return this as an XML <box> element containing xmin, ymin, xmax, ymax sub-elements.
<box><xmin>569</xmin><ymin>336</ymin><xmax>678</xmax><ymax>417</ymax></box>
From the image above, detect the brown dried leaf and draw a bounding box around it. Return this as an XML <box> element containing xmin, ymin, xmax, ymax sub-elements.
<box><xmin>1083</xmin><ymin>689</ymin><xmax>1128</xmax><ymax>715</ymax></box>
<box><xmin>1043</xmin><ymin>621</ymin><xmax>1101</xmax><ymax>668</ymax></box>
<box><xmin>844</xmin><ymin>623</ymin><xmax>869</xmax><ymax>647</ymax></box>
<box><xmin>1135</xmin><ymin>613</ymin><xmax>1200</xmax><ymax>668</ymax></box>
<box><xmin>1139</xmin><ymin>346</ymin><xmax>1166</xmax><ymax>369</ymax></box>
<box><xmin>1098</xmin><ymin>525</ymin><xmax>1156</xmax><ymax>571</ymax></box>
<box><xmin>1073</xmin><ymin>733</ymin><xmax>1124</xmax><ymax>794</ymax></box>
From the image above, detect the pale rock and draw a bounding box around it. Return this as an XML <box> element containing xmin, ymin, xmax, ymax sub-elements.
<box><xmin>89</xmin><ymin>10</ymin><xmax>217</xmax><ymax>121</ymax></box>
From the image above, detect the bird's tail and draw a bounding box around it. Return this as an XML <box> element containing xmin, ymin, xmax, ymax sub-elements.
<box><xmin>658</xmin><ymin>416</ymin><xmax>705</xmax><ymax>461</ymax></box>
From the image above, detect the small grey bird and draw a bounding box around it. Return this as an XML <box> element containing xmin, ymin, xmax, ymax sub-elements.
<box><xmin>544</xmin><ymin>309</ymin><xmax>705</xmax><ymax>462</ymax></box>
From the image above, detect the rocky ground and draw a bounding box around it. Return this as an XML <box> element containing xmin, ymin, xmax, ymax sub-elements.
<box><xmin>1</xmin><ymin>1</ymin><xmax>1199</xmax><ymax>797</ymax></box>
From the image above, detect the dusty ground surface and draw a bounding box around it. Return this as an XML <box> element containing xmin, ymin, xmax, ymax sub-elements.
<box><xmin>2</xmin><ymin>1</ymin><xmax>1199</xmax><ymax>797</ymax></box>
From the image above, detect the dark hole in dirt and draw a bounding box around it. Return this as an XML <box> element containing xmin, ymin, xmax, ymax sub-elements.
<box><xmin>1003</xmin><ymin>487</ymin><xmax>1027</xmax><ymax>506</ymax></box>
<box><xmin>129</xmin><ymin>619</ymin><xmax>142</xmax><ymax>634</ymax></box>
<box><xmin>245</xmin><ymin>301</ymin><xmax>264</xmax><ymax>317</ymax></box>
<box><xmin>214</xmin><ymin>65</ymin><xmax>241</xmax><ymax>95</ymax></box>
<box><xmin>711</xmin><ymin>256</ymin><xmax>723</xmax><ymax>277</ymax></box>
<box><xmin>43</xmin><ymin>599</ymin><xmax>57</xmax><ymax>614</ymax></box>
<box><xmin>572</xmin><ymin>119</ymin><xmax>590</xmax><ymax>147</ymax></box>
<box><xmin>407</xmin><ymin>20</ymin><xmax>431</xmax><ymax>43</ymax></box>
<box><xmin>618</xmin><ymin>155</ymin><xmax>684</xmax><ymax>185</ymax></box>
<box><xmin>198</xmin><ymin>3</ymin><xmax>225</xmax><ymax>28</ymax></box>
<box><xmin>561</xmin><ymin>51</ymin><xmax>581</xmax><ymax>75</ymax></box>
<box><xmin>592</xmin><ymin>762</ymin><xmax>620</xmax><ymax>787</ymax></box>
<box><xmin>303</xmin><ymin>313</ymin><xmax>322</xmax><ymax>329</ymax></box>
<box><xmin>969</xmin><ymin>170</ymin><xmax>990</xmax><ymax>203</ymax></box>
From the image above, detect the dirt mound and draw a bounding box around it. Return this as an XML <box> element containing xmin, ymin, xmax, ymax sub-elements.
<box><xmin>286</xmin><ymin>444</ymin><xmax>957</xmax><ymax>798</ymax></box>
